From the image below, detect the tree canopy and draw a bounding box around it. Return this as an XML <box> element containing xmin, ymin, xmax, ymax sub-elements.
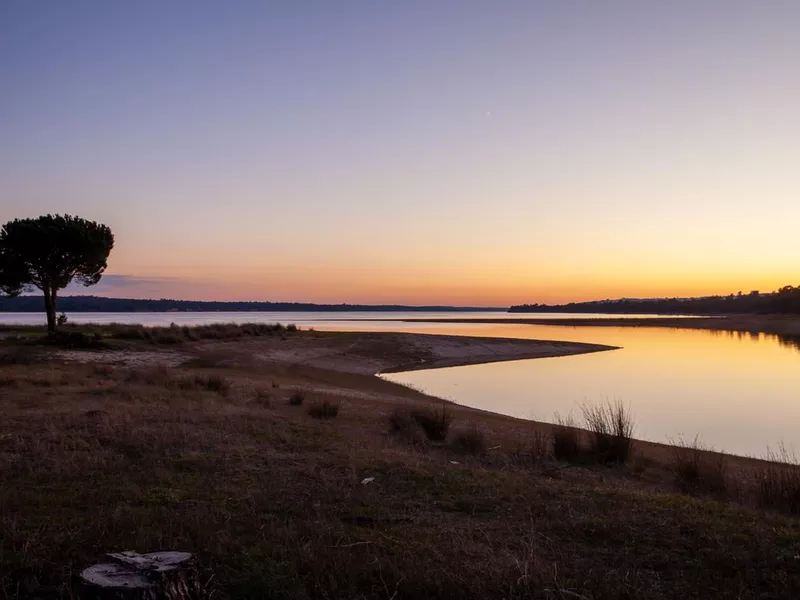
<box><xmin>0</xmin><ymin>214</ymin><xmax>114</xmax><ymax>331</ymax></box>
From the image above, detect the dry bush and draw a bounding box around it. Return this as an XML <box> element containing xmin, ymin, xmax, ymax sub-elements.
<box><xmin>90</xmin><ymin>364</ymin><xmax>115</xmax><ymax>378</ymax></box>
<box><xmin>450</xmin><ymin>424</ymin><xmax>486</xmax><ymax>455</ymax></box>
<box><xmin>756</xmin><ymin>446</ymin><xmax>800</xmax><ymax>515</ymax></box>
<box><xmin>0</xmin><ymin>345</ymin><xmax>43</xmax><ymax>365</ymax></box>
<box><xmin>552</xmin><ymin>413</ymin><xmax>581</xmax><ymax>462</ymax></box>
<box><xmin>193</xmin><ymin>374</ymin><xmax>231</xmax><ymax>395</ymax></box>
<box><xmin>108</xmin><ymin>322</ymin><xmax>296</xmax><ymax>345</ymax></box>
<box><xmin>0</xmin><ymin>375</ymin><xmax>18</xmax><ymax>388</ymax></box>
<box><xmin>388</xmin><ymin>408</ymin><xmax>428</xmax><ymax>447</ymax></box>
<box><xmin>288</xmin><ymin>391</ymin><xmax>305</xmax><ymax>406</ymax></box>
<box><xmin>308</xmin><ymin>400</ymin><xmax>339</xmax><ymax>419</ymax></box>
<box><xmin>670</xmin><ymin>436</ymin><xmax>729</xmax><ymax>498</ymax></box>
<box><xmin>125</xmin><ymin>365</ymin><xmax>176</xmax><ymax>387</ymax></box>
<box><xmin>411</xmin><ymin>404</ymin><xmax>453</xmax><ymax>441</ymax></box>
<box><xmin>254</xmin><ymin>389</ymin><xmax>272</xmax><ymax>408</ymax></box>
<box><xmin>582</xmin><ymin>401</ymin><xmax>634</xmax><ymax>464</ymax></box>
<box><xmin>530</xmin><ymin>429</ymin><xmax>551</xmax><ymax>460</ymax></box>
<box><xmin>124</xmin><ymin>367</ymin><xmax>230</xmax><ymax>395</ymax></box>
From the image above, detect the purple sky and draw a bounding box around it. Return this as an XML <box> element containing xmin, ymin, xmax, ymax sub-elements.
<box><xmin>3</xmin><ymin>1</ymin><xmax>800</xmax><ymax>304</ymax></box>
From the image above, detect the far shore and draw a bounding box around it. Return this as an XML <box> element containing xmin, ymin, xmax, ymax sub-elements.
<box><xmin>367</xmin><ymin>313</ymin><xmax>800</xmax><ymax>337</ymax></box>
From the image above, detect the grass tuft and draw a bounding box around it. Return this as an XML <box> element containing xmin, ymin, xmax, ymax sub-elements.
<box><xmin>288</xmin><ymin>391</ymin><xmax>305</xmax><ymax>406</ymax></box>
<box><xmin>308</xmin><ymin>400</ymin><xmax>339</xmax><ymax>419</ymax></box>
<box><xmin>756</xmin><ymin>445</ymin><xmax>800</xmax><ymax>515</ymax></box>
<box><xmin>388</xmin><ymin>408</ymin><xmax>428</xmax><ymax>447</ymax></box>
<box><xmin>194</xmin><ymin>374</ymin><xmax>231</xmax><ymax>395</ymax></box>
<box><xmin>581</xmin><ymin>400</ymin><xmax>634</xmax><ymax>464</ymax></box>
<box><xmin>552</xmin><ymin>414</ymin><xmax>582</xmax><ymax>462</ymax></box>
<box><xmin>450</xmin><ymin>424</ymin><xmax>486</xmax><ymax>455</ymax></box>
<box><xmin>109</xmin><ymin>322</ymin><xmax>297</xmax><ymax>345</ymax></box>
<box><xmin>411</xmin><ymin>405</ymin><xmax>453</xmax><ymax>441</ymax></box>
<box><xmin>670</xmin><ymin>436</ymin><xmax>729</xmax><ymax>498</ymax></box>
<box><xmin>0</xmin><ymin>346</ymin><xmax>43</xmax><ymax>365</ymax></box>
<box><xmin>254</xmin><ymin>389</ymin><xmax>272</xmax><ymax>408</ymax></box>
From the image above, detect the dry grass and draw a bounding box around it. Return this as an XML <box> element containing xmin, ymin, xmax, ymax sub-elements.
<box><xmin>550</xmin><ymin>403</ymin><xmax>634</xmax><ymax>465</ymax></box>
<box><xmin>2</xmin><ymin>338</ymin><xmax>800</xmax><ymax>599</ymax></box>
<box><xmin>669</xmin><ymin>436</ymin><xmax>729</xmax><ymax>498</ymax></box>
<box><xmin>254</xmin><ymin>389</ymin><xmax>272</xmax><ymax>408</ymax></box>
<box><xmin>288</xmin><ymin>391</ymin><xmax>305</xmax><ymax>406</ymax></box>
<box><xmin>552</xmin><ymin>413</ymin><xmax>581</xmax><ymax>462</ymax></box>
<box><xmin>193</xmin><ymin>373</ymin><xmax>231</xmax><ymax>395</ymax></box>
<box><xmin>581</xmin><ymin>400</ymin><xmax>634</xmax><ymax>464</ymax></box>
<box><xmin>410</xmin><ymin>404</ymin><xmax>453</xmax><ymax>441</ymax></box>
<box><xmin>0</xmin><ymin>345</ymin><xmax>44</xmax><ymax>365</ymax></box>
<box><xmin>388</xmin><ymin>408</ymin><xmax>428</xmax><ymax>447</ymax></box>
<box><xmin>756</xmin><ymin>446</ymin><xmax>800</xmax><ymax>515</ymax></box>
<box><xmin>308</xmin><ymin>400</ymin><xmax>340</xmax><ymax>419</ymax></box>
<box><xmin>106</xmin><ymin>322</ymin><xmax>298</xmax><ymax>344</ymax></box>
<box><xmin>450</xmin><ymin>424</ymin><xmax>486</xmax><ymax>455</ymax></box>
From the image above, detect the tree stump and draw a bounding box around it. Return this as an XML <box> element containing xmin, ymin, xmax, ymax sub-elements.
<box><xmin>78</xmin><ymin>551</ymin><xmax>205</xmax><ymax>600</ymax></box>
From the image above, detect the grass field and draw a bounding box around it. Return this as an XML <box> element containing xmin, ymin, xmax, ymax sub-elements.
<box><xmin>2</xmin><ymin>329</ymin><xmax>800</xmax><ymax>599</ymax></box>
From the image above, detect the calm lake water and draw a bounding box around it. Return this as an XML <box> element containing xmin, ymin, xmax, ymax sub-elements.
<box><xmin>1</xmin><ymin>311</ymin><xmax>795</xmax><ymax>457</ymax></box>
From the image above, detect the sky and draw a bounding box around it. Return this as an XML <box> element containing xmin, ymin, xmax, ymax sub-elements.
<box><xmin>2</xmin><ymin>1</ymin><xmax>799</xmax><ymax>306</ymax></box>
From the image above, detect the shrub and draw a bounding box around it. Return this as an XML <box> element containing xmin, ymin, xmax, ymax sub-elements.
<box><xmin>670</xmin><ymin>436</ymin><xmax>728</xmax><ymax>498</ymax></box>
<box><xmin>126</xmin><ymin>365</ymin><xmax>175</xmax><ymax>387</ymax></box>
<box><xmin>450</xmin><ymin>424</ymin><xmax>486</xmax><ymax>455</ymax></box>
<box><xmin>388</xmin><ymin>408</ymin><xmax>428</xmax><ymax>447</ymax></box>
<box><xmin>411</xmin><ymin>405</ymin><xmax>453</xmax><ymax>442</ymax></box>
<box><xmin>91</xmin><ymin>364</ymin><xmax>115</xmax><ymax>378</ymax></box>
<box><xmin>288</xmin><ymin>391</ymin><xmax>305</xmax><ymax>406</ymax></box>
<box><xmin>195</xmin><ymin>374</ymin><xmax>231</xmax><ymax>395</ymax></box>
<box><xmin>756</xmin><ymin>446</ymin><xmax>800</xmax><ymax>515</ymax></box>
<box><xmin>582</xmin><ymin>400</ymin><xmax>634</xmax><ymax>464</ymax></box>
<box><xmin>552</xmin><ymin>414</ymin><xmax>581</xmax><ymax>462</ymax></box>
<box><xmin>308</xmin><ymin>400</ymin><xmax>339</xmax><ymax>419</ymax></box>
<box><xmin>51</xmin><ymin>330</ymin><xmax>103</xmax><ymax>349</ymax></box>
<box><xmin>0</xmin><ymin>346</ymin><xmax>42</xmax><ymax>365</ymax></box>
<box><xmin>529</xmin><ymin>429</ymin><xmax>552</xmax><ymax>461</ymax></box>
<box><xmin>107</xmin><ymin>322</ymin><xmax>290</xmax><ymax>344</ymax></box>
<box><xmin>255</xmin><ymin>389</ymin><xmax>272</xmax><ymax>408</ymax></box>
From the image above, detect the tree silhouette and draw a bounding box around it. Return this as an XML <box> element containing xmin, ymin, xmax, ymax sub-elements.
<box><xmin>0</xmin><ymin>215</ymin><xmax>114</xmax><ymax>332</ymax></box>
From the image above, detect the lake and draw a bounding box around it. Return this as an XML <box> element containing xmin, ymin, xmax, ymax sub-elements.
<box><xmin>1</xmin><ymin>311</ymin><xmax>796</xmax><ymax>457</ymax></box>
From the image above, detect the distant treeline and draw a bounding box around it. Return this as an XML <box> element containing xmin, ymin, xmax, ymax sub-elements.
<box><xmin>509</xmin><ymin>286</ymin><xmax>800</xmax><ymax>315</ymax></box>
<box><xmin>0</xmin><ymin>295</ymin><xmax>504</xmax><ymax>313</ymax></box>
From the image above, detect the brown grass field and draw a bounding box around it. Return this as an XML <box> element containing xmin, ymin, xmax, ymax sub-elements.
<box><xmin>2</xmin><ymin>325</ymin><xmax>800</xmax><ymax>599</ymax></box>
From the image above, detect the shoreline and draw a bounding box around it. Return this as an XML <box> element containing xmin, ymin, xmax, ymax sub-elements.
<box><xmin>3</xmin><ymin>324</ymin><xmax>787</xmax><ymax>467</ymax></box>
<box><xmin>364</xmin><ymin>314</ymin><xmax>800</xmax><ymax>337</ymax></box>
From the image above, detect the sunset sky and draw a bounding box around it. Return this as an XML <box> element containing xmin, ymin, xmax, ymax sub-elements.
<box><xmin>2</xmin><ymin>1</ymin><xmax>799</xmax><ymax>306</ymax></box>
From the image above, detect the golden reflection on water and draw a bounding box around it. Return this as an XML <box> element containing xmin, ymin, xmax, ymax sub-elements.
<box><xmin>321</xmin><ymin>321</ymin><xmax>800</xmax><ymax>458</ymax></box>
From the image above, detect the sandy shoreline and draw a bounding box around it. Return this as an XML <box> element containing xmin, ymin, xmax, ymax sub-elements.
<box><xmin>195</xmin><ymin>331</ymin><xmax>619</xmax><ymax>376</ymax></box>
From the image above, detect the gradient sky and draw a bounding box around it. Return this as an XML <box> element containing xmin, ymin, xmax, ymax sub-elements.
<box><xmin>2</xmin><ymin>1</ymin><xmax>799</xmax><ymax>305</ymax></box>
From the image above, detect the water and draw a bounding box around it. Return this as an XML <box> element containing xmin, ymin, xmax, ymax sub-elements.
<box><xmin>0</xmin><ymin>310</ymin><xmax>690</xmax><ymax>328</ymax></box>
<box><xmin>382</xmin><ymin>323</ymin><xmax>800</xmax><ymax>458</ymax></box>
<box><xmin>1</xmin><ymin>310</ymin><xmax>795</xmax><ymax>456</ymax></box>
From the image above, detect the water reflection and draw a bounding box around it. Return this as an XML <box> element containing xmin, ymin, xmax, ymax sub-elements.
<box><xmin>382</xmin><ymin>324</ymin><xmax>800</xmax><ymax>458</ymax></box>
<box><xmin>775</xmin><ymin>333</ymin><xmax>800</xmax><ymax>352</ymax></box>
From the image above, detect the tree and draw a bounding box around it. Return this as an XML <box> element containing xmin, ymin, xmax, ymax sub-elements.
<box><xmin>0</xmin><ymin>215</ymin><xmax>114</xmax><ymax>332</ymax></box>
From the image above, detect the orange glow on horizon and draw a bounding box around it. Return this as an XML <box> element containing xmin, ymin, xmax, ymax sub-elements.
<box><xmin>75</xmin><ymin>266</ymin><xmax>799</xmax><ymax>307</ymax></box>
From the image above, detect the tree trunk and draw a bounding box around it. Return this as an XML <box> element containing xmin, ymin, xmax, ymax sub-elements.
<box><xmin>42</xmin><ymin>286</ymin><xmax>56</xmax><ymax>333</ymax></box>
<box><xmin>79</xmin><ymin>551</ymin><xmax>205</xmax><ymax>600</ymax></box>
